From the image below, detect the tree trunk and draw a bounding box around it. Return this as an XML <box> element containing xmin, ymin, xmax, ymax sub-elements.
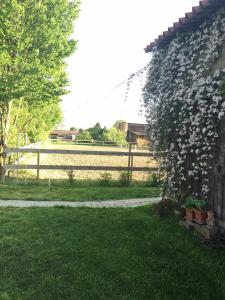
<box><xmin>0</xmin><ymin>101</ymin><xmax>13</xmax><ymax>178</ymax></box>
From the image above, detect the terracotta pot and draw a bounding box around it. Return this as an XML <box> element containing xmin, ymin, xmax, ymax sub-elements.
<box><xmin>185</xmin><ymin>208</ymin><xmax>194</xmax><ymax>222</ymax></box>
<box><xmin>193</xmin><ymin>209</ymin><xmax>207</xmax><ymax>225</ymax></box>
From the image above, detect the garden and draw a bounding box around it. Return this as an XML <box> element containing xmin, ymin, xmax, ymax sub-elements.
<box><xmin>1</xmin><ymin>2</ymin><xmax>225</xmax><ymax>299</ymax></box>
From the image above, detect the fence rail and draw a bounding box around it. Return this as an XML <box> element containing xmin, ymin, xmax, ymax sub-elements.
<box><xmin>1</xmin><ymin>146</ymin><xmax>163</xmax><ymax>183</ymax></box>
<box><xmin>3</xmin><ymin>147</ymin><xmax>157</xmax><ymax>157</ymax></box>
<box><xmin>3</xmin><ymin>165</ymin><xmax>158</xmax><ymax>172</ymax></box>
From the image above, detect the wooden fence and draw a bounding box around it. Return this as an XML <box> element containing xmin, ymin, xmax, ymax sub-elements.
<box><xmin>1</xmin><ymin>145</ymin><xmax>160</xmax><ymax>183</ymax></box>
<box><xmin>51</xmin><ymin>139</ymin><xmax>149</xmax><ymax>150</ymax></box>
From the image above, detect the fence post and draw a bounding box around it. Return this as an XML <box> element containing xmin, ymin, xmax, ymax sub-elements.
<box><xmin>1</xmin><ymin>146</ymin><xmax>6</xmax><ymax>184</ymax></box>
<box><xmin>130</xmin><ymin>155</ymin><xmax>134</xmax><ymax>181</ymax></box>
<box><xmin>128</xmin><ymin>144</ymin><xmax>132</xmax><ymax>181</ymax></box>
<box><xmin>37</xmin><ymin>150</ymin><xmax>40</xmax><ymax>182</ymax></box>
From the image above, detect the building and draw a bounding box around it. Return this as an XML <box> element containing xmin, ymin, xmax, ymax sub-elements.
<box><xmin>118</xmin><ymin>122</ymin><xmax>149</xmax><ymax>145</ymax></box>
<box><xmin>50</xmin><ymin>129</ymin><xmax>78</xmax><ymax>141</ymax></box>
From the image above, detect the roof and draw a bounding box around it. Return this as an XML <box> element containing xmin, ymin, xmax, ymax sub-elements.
<box><xmin>127</xmin><ymin>123</ymin><xmax>147</xmax><ymax>136</ymax></box>
<box><xmin>51</xmin><ymin>129</ymin><xmax>78</xmax><ymax>136</ymax></box>
<box><xmin>145</xmin><ymin>0</ymin><xmax>225</xmax><ymax>52</ymax></box>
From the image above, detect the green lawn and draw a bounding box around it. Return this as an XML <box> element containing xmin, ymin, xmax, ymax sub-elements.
<box><xmin>0</xmin><ymin>180</ymin><xmax>160</xmax><ymax>201</ymax></box>
<box><xmin>0</xmin><ymin>206</ymin><xmax>225</xmax><ymax>299</ymax></box>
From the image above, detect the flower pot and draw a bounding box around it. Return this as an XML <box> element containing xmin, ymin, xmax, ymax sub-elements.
<box><xmin>193</xmin><ymin>209</ymin><xmax>207</xmax><ymax>225</ymax></box>
<box><xmin>185</xmin><ymin>208</ymin><xmax>194</xmax><ymax>222</ymax></box>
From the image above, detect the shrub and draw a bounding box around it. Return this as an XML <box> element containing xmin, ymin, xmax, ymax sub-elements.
<box><xmin>146</xmin><ymin>172</ymin><xmax>160</xmax><ymax>187</ymax></box>
<box><xmin>65</xmin><ymin>168</ymin><xmax>76</xmax><ymax>183</ymax></box>
<box><xmin>119</xmin><ymin>171</ymin><xmax>130</xmax><ymax>186</ymax></box>
<box><xmin>99</xmin><ymin>172</ymin><xmax>112</xmax><ymax>186</ymax></box>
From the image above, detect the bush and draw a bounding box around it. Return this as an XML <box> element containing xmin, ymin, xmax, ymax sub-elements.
<box><xmin>99</xmin><ymin>172</ymin><xmax>112</xmax><ymax>186</ymax></box>
<box><xmin>146</xmin><ymin>172</ymin><xmax>160</xmax><ymax>187</ymax></box>
<box><xmin>65</xmin><ymin>168</ymin><xmax>76</xmax><ymax>183</ymax></box>
<box><xmin>119</xmin><ymin>171</ymin><xmax>130</xmax><ymax>186</ymax></box>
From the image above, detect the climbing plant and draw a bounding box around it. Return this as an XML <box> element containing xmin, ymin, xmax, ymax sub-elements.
<box><xmin>143</xmin><ymin>8</ymin><xmax>225</xmax><ymax>200</ymax></box>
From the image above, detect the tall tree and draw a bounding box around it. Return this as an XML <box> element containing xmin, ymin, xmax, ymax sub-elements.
<box><xmin>0</xmin><ymin>0</ymin><xmax>80</xmax><ymax>149</ymax></box>
<box><xmin>105</xmin><ymin>127</ymin><xmax>127</xmax><ymax>145</ymax></box>
<box><xmin>88</xmin><ymin>123</ymin><xmax>108</xmax><ymax>141</ymax></box>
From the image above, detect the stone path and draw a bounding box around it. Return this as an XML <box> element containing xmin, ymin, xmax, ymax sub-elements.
<box><xmin>0</xmin><ymin>198</ymin><xmax>161</xmax><ymax>208</ymax></box>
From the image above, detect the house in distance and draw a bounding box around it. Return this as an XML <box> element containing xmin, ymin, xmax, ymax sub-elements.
<box><xmin>50</xmin><ymin>129</ymin><xmax>78</xmax><ymax>141</ymax></box>
<box><xmin>118</xmin><ymin>122</ymin><xmax>149</xmax><ymax>146</ymax></box>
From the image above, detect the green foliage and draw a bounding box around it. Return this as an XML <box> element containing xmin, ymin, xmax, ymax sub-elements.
<box><xmin>194</xmin><ymin>199</ymin><xmax>207</xmax><ymax>211</ymax></box>
<box><xmin>105</xmin><ymin>127</ymin><xmax>127</xmax><ymax>145</ymax></box>
<box><xmin>65</xmin><ymin>168</ymin><xmax>76</xmax><ymax>184</ymax></box>
<box><xmin>182</xmin><ymin>197</ymin><xmax>207</xmax><ymax>210</ymax></box>
<box><xmin>182</xmin><ymin>197</ymin><xmax>197</xmax><ymax>209</ymax></box>
<box><xmin>146</xmin><ymin>172</ymin><xmax>160</xmax><ymax>187</ymax></box>
<box><xmin>8</xmin><ymin>100</ymin><xmax>63</xmax><ymax>146</ymax></box>
<box><xmin>76</xmin><ymin>130</ymin><xmax>91</xmax><ymax>140</ymax></box>
<box><xmin>0</xmin><ymin>0</ymin><xmax>80</xmax><ymax>146</ymax></box>
<box><xmin>75</xmin><ymin>123</ymin><xmax>127</xmax><ymax>144</ymax></box>
<box><xmin>88</xmin><ymin>123</ymin><xmax>108</xmax><ymax>141</ymax></box>
<box><xmin>99</xmin><ymin>172</ymin><xmax>112</xmax><ymax>186</ymax></box>
<box><xmin>119</xmin><ymin>171</ymin><xmax>131</xmax><ymax>186</ymax></box>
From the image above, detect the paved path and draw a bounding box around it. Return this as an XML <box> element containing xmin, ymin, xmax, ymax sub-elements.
<box><xmin>0</xmin><ymin>198</ymin><xmax>160</xmax><ymax>208</ymax></box>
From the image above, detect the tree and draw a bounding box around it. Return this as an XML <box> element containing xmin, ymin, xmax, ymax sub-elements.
<box><xmin>8</xmin><ymin>99</ymin><xmax>63</xmax><ymax>146</ymax></box>
<box><xmin>105</xmin><ymin>127</ymin><xmax>127</xmax><ymax>145</ymax></box>
<box><xmin>70</xmin><ymin>127</ymin><xmax>77</xmax><ymax>131</ymax></box>
<box><xmin>0</xmin><ymin>0</ymin><xmax>80</xmax><ymax>150</ymax></box>
<box><xmin>113</xmin><ymin>120</ymin><xmax>126</xmax><ymax>129</ymax></box>
<box><xmin>76</xmin><ymin>130</ymin><xmax>91</xmax><ymax>140</ymax></box>
<box><xmin>88</xmin><ymin>123</ymin><xmax>108</xmax><ymax>141</ymax></box>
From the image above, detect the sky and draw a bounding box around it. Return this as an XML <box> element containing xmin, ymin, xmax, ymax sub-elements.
<box><xmin>61</xmin><ymin>0</ymin><xmax>200</xmax><ymax>129</ymax></box>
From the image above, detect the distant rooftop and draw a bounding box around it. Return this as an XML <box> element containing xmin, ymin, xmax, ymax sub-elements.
<box><xmin>128</xmin><ymin>123</ymin><xmax>147</xmax><ymax>136</ymax></box>
<box><xmin>51</xmin><ymin>129</ymin><xmax>78</xmax><ymax>135</ymax></box>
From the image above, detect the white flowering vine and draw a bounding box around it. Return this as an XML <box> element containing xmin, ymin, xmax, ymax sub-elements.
<box><xmin>143</xmin><ymin>8</ymin><xmax>225</xmax><ymax>200</ymax></box>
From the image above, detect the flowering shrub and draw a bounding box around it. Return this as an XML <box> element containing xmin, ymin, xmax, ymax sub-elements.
<box><xmin>143</xmin><ymin>8</ymin><xmax>225</xmax><ymax>199</ymax></box>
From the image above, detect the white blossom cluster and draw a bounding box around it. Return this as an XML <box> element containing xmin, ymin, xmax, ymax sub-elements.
<box><xmin>143</xmin><ymin>8</ymin><xmax>225</xmax><ymax>197</ymax></box>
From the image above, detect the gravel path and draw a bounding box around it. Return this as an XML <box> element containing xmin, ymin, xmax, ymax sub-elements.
<box><xmin>0</xmin><ymin>198</ymin><xmax>161</xmax><ymax>208</ymax></box>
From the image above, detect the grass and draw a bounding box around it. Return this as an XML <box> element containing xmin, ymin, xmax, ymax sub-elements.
<box><xmin>0</xmin><ymin>206</ymin><xmax>225</xmax><ymax>299</ymax></box>
<box><xmin>0</xmin><ymin>180</ymin><xmax>160</xmax><ymax>201</ymax></box>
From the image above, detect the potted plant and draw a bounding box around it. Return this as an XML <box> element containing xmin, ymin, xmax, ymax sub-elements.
<box><xmin>182</xmin><ymin>197</ymin><xmax>196</xmax><ymax>222</ymax></box>
<box><xmin>193</xmin><ymin>199</ymin><xmax>207</xmax><ymax>225</ymax></box>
